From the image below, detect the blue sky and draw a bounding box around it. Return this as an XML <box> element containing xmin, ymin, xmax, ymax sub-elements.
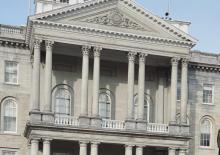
<box><xmin>0</xmin><ymin>0</ymin><xmax>219</xmax><ymax>53</ymax></box>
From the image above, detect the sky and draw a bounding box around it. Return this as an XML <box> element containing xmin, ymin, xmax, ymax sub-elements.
<box><xmin>0</xmin><ymin>0</ymin><xmax>219</xmax><ymax>53</ymax></box>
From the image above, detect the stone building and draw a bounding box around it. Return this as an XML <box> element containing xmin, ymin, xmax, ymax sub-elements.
<box><xmin>0</xmin><ymin>0</ymin><xmax>219</xmax><ymax>155</ymax></box>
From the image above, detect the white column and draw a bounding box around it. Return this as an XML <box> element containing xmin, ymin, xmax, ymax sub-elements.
<box><xmin>80</xmin><ymin>45</ymin><xmax>91</xmax><ymax>116</ymax></box>
<box><xmin>31</xmin><ymin>139</ymin><xmax>39</xmax><ymax>155</ymax></box>
<box><xmin>168</xmin><ymin>148</ymin><xmax>176</xmax><ymax>155</ymax></box>
<box><xmin>125</xmin><ymin>145</ymin><xmax>133</xmax><ymax>155</ymax></box>
<box><xmin>181</xmin><ymin>58</ymin><xmax>188</xmax><ymax>124</ymax></box>
<box><xmin>137</xmin><ymin>53</ymin><xmax>146</xmax><ymax>120</ymax></box>
<box><xmin>79</xmin><ymin>141</ymin><xmax>88</xmax><ymax>155</ymax></box>
<box><xmin>127</xmin><ymin>52</ymin><xmax>136</xmax><ymax>120</ymax></box>
<box><xmin>156</xmin><ymin>75</ymin><xmax>164</xmax><ymax>123</ymax></box>
<box><xmin>90</xmin><ymin>142</ymin><xmax>99</xmax><ymax>155</ymax></box>
<box><xmin>43</xmin><ymin>139</ymin><xmax>51</xmax><ymax>155</ymax></box>
<box><xmin>32</xmin><ymin>39</ymin><xmax>41</xmax><ymax>111</ymax></box>
<box><xmin>136</xmin><ymin>145</ymin><xmax>143</xmax><ymax>155</ymax></box>
<box><xmin>92</xmin><ymin>46</ymin><xmax>102</xmax><ymax>117</ymax></box>
<box><xmin>44</xmin><ymin>40</ymin><xmax>54</xmax><ymax>112</ymax></box>
<box><xmin>170</xmin><ymin>57</ymin><xmax>179</xmax><ymax>123</ymax></box>
<box><xmin>179</xmin><ymin>149</ymin><xmax>186</xmax><ymax>155</ymax></box>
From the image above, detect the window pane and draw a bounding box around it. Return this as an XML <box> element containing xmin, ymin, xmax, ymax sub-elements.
<box><xmin>99</xmin><ymin>93</ymin><xmax>111</xmax><ymax>119</ymax></box>
<box><xmin>5</xmin><ymin>61</ymin><xmax>18</xmax><ymax>84</ymax></box>
<box><xmin>55</xmin><ymin>89</ymin><xmax>71</xmax><ymax>116</ymax></box>
<box><xmin>200</xmin><ymin>119</ymin><xmax>211</xmax><ymax>147</ymax></box>
<box><xmin>203</xmin><ymin>84</ymin><xmax>213</xmax><ymax>104</ymax></box>
<box><xmin>3</xmin><ymin>99</ymin><xmax>16</xmax><ymax>132</ymax></box>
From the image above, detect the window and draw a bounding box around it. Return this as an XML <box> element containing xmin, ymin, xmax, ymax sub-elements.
<box><xmin>99</xmin><ymin>90</ymin><xmax>112</xmax><ymax>119</ymax></box>
<box><xmin>2</xmin><ymin>98</ymin><xmax>17</xmax><ymax>133</ymax></box>
<box><xmin>5</xmin><ymin>61</ymin><xmax>18</xmax><ymax>84</ymax></box>
<box><xmin>55</xmin><ymin>89</ymin><xmax>71</xmax><ymax>116</ymax></box>
<box><xmin>203</xmin><ymin>84</ymin><xmax>214</xmax><ymax>104</ymax></box>
<box><xmin>200</xmin><ymin>119</ymin><xmax>212</xmax><ymax>147</ymax></box>
<box><xmin>2</xmin><ymin>151</ymin><xmax>16</xmax><ymax>155</ymax></box>
<box><xmin>133</xmin><ymin>94</ymin><xmax>153</xmax><ymax>122</ymax></box>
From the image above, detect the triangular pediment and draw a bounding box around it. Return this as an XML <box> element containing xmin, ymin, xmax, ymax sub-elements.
<box><xmin>29</xmin><ymin>0</ymin><xmax>197</xmax><ymax>45</ymax></box>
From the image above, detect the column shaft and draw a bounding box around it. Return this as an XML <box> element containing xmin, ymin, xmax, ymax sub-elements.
<box><xmin>137</xmin><ymin>53</ymin><xmax>146</xmax><ymax>120</ymax></box>
<box><xmin>80</xmin><ymin>46</ymin><xmax>90</xmax><ymax>116</ymax></box>
<box><xmin>79</xmin><ymin>142</ymin><xmax>88</xmax><ymax>155</ymax></box>
<box><xmin>127</xmin><ymin>52</ymin><xmax>136</xmax><ymax>119</ymax></box>
<box><xmin>170</xmin><ymin>58</ymin><xmax>179</xmax><ymax>123</ymax></box>
<box><xmin>136</xmin><ymin>146</ymin><xmax>143</xmax><ymax>155</ymax></box>
<box><xmin>44</xmin><ymin>41</ymin><xmax>54</xmax><ymax>112</ymax></box>
<box><xmin>168</xmin><ymin>148</ymin><xmax>176</xmax><ymax>155</ymax></box>
<box><xmin>43</xmin><ymin>140</ymin><xmax>51</xmax><ymax>155</ymax></box>
<box><xmin>31</xmin><ymin>139</ymin><xmax>39</xmax><ymax>155</ymax></box>
<box><xmin>179</xmin><ymin>149</ymin><xmax>186</xmax><ymax>155</ymax></box>
<box><xmin>181</xmin><ymin>58</ymin><xmax>188</xmax><ymax>124</ymax></box>
<box><xmin>125</xmin><ymin>145</ymin><xmax>133</xmax><ymax>155</ymax></box>
<box><xmin>92</xmin><ymin>47</ymin><xmax>102</xmax><ymax>117</ymax></box>
<box><xmin>32</xmin><ymin>39</ymin><xmax>41</xmax><ymax>111</ymax></box>
<box><xmin>91</xmin><ymin>142</ymin><xmax>99</xmax><ymax>155</ymax></box>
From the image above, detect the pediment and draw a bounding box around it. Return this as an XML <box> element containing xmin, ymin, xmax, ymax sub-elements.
<box><xmin>29</xmin><ymin>0</ymin><xmax>197</xmax><ymax>46</ymax></box>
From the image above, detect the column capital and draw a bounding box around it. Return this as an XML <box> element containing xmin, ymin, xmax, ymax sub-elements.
<box><xmin>45</xmin><ymin>40</ymin><xmax>54</xmax><ymax>49</ymax></box>
<box><xmin>79</xmin><ymin>141</ymin><xmax>89</xmax><ymax>146</ymax></box>
<box><xmin>128</xmin><ymin>52</ymin><xmax>137</xmax><ymax>62</ymax></box>
<box><xmin>179</xmin><ymin>149</ymin><xmax>187</xmax><ymax>153</ymax></box>
<box><xmin>136</xmin><ymin>144</ymin><xmax>145</xmax><ymax>148</ymax></box>
<box><xmin>125</xmin><ymin>144</ymin><xmax>134</xmax><ymax>148</ymax></box>
<box><xmin>30</xmin><ymin>138</ymin><xmax>40</xmax><ymax>144</ymax></box>
<box><xmin>34</xmin><ymin>39</ymin><xmax>42</xmax><ymax>49</ymax></box>
<box><xmin>93</xmin><ymin>46</ymin><xmax>102</xmax><ymax>57</ymax></box>
<box><xmin>82</xmin><ymin>45</ymin><xmax>91</xmax><ymax>56</ymax></box>
<box><xmin>91</xmin><ymin>141</ymin><xmax>101</xmax><ymax>145</ymax></box>
<box><xmin>43</xmin><ymin>139</ymin><xmax>52</xmax><ymax>144</ymax></box>
<box><xmin>181</xmin><ymin>57</ymin><xmax>189</xmax><ymax>66</ymax></box>
<box><xmin>139</xmin><ymin>53</ymin><xmax>147</xmax><ymax>62</ymax></box>
<box><xmin>171</xmin><ymin>57</ymin><xmax>180</xmax><ymax>66</ymax></box>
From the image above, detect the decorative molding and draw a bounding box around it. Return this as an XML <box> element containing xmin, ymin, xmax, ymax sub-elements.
<box><xmin>171</xmin><ymin>57</ymin><xmax>180</xmax><ymax>66</ymax></box>
<box><xmin>82</xmin><ymin>45</ymin><xmax>91</xmax><ymax>56</ymax></box>
<box><xmin>128</xmin><ymin>51</ymin><xmax>137</xmax><ymax>62</ymax></box>
<box><xmin>139</xmin><ymin>53</ymin><xmax>147</xmax><ymax>62</ymax></box>
<box><xmin>0</xmin><ymin>40</ymin><xmax>29</xmax><ymax>49</ymax></box>
<box><xmin>189</xmin><ymin>63</ymin><xmax>220</xmax><ymax>73</ymax></box>
<box><xmin>34</xmin><ymin>39</ymin><xmax>42</xmax><ymax>49</ymax></box>
<box><xmin>93</xmin><ymin>46</ymin><xmax>102</xmax><ymax>57</ymax></box>
<box><xmin>181</xmin><ymin>58</ymin><xmax>189</xmax><ymax>67</ymax></box>
<box><xmin>82</xmin><ymin>10</ymin><xmax>146</xmax><ymax>31</ymax></box>
<box><xmin>45</xmin><ymin>40</ymin><xmax>54</xmax><ymax>49</ymax></box>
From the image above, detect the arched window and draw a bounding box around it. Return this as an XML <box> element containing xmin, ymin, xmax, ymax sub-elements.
<box><xmin>99</xmin><ymin>89</ymin><xmax>112</xmax><ymax>119</ymax></box>
<box><xmin>55</xmin><ymin>88</ymin><xmax>71</xmax><ymax>116</ymax></box>
<box><xmin>200</xmin><ymin>118</ymin><xmax>212</xmax><ymax>147</ymax></box>
<box><xmin>1</xmin><ymin>98</ymin><xmax>17</xmax><ymax>133</ymax></box>
<box><xmin>133</xmin><ymin>93</ymin><xmax>153</xmax><ymax>122</ymax></box>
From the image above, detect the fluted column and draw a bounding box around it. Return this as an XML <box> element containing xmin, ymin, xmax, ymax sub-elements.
<box><xmin>137</xmin><ymin>53</ymin><xmax>146</xmax><ymax>120</ymax></box>
<box><xmin>168</xmin><ymin>148</ymin><xmax>176</xmax><ymax>155</ymax></box>
<box><xmin>90</xmin><ymin>142</ymin><xmax>100</xmax><ymax>155</ymax></box>
<box><xmin>92</xmin><ymin>46</ymin><xmax>102</xmax><ymax>117</ymax></box>
<box><xmin>44</xmin><ymin>40</ymin><xmax>54</xmax><ymax>112</ymax></box>
<box><xmin>181</xmin><ymin>58</ymin><xmax>188</xmax><ymax>124</ymax></box>
<box><xmin>80</xmin><ymin>45</ymin><xmax>91</xmax><ymax>116</ymax></box>
<box><xmin>43</xmin><ymin>139</ymin><xmax>51</xmax><ymax>155</ymax></box>
<box><xmin>127</xmin><ymin>52</ymin><xmax>136</xmax><ymax>120</ymax></box>
<box><xmin>32</xmin><ymin>39</ymin><xmax>41</xmax><ymax>111</ymax></box>
<box><xmin>125</xmin><ymin>145</ymin><xmax>133</xmax><ymax>155</ymax></box>
<box><xmin>31</xmin><ymin>139</ymin><xmax>39</xmax><ymax>155</ymax></box>
<box><xmin>79</xmin><ymin>141</ymin><xmax>88</xmax><ymax>155</ymax></box>
<box><xmin>136</xmin><ymin>145</ymin><xmax>143</xmax><ymax>155</ymax></box>
<box><xmin>170</xmin><ymin>57</ymin><xmax>179</xmax><ymax>123</ymax></box>
<box><xmin>179</xmin><ymin>149</ymin><xmax>186</xmax><ymax>155</ymax></box>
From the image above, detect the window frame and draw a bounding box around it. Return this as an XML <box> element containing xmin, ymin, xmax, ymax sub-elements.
<box><xmin>199</xmin><ymin>117</ymin><xmax>213</xmax><ymax>149</ymax></box>
<box><xmin>202</xmin><ymin>84</ymin><xmax>214</xmax><ymax>105</ymax></box>
<box><xmin>4</xmin><ymin>61</ymin><xmax>19</xmax><ymax>85</ymax></box>
<box><xmin>1</xmin><ymin>97</ymin><xmax>17</xmax><ymax>134</ymax></box>
<box><xmin>98</xmin><ymin>92</ymin><xmax>111</xmax><ymax>119</ymax></box>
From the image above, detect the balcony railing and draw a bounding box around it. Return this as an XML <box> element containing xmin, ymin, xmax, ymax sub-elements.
<box><xmin>0</xmin><ymin>24</ymin><xmax>24</xmax><ymax>35</ymax></box>
<box><xmin>101</xmin><ymin>119</ymin><xmax>125</xmax><ymax>130</ymax></box>
<box><xmin>147</xmin><ymin>123</ymin><xmax>169</xmax><ymax>133</ymax></box>
<box><xmin>54</xmin><ymin>115</ymin><xmax>79</xmax><ymax>126</ymax></box>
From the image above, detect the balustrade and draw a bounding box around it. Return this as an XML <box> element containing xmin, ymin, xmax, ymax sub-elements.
<box><xmin>147</xmin><ymin>123</ymin><xmax>169</xmax><ymax>133</ymax></box>
<box><xmin>54</xmin><ymin>115</ymin><xmax>79</xmax><ymax>126</ymax></box>
<box><xmin>0</xmin><ymin>24</ymin><xmax>24</xmax><ymax>34</ymax></box>
<box><xmin>101</xmin><ymin>119</ymin><xmax>125</xmax><ymax>130</ymax></box>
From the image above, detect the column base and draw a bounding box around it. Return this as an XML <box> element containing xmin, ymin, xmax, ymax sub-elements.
<box><xmin>29</xmin><ymin>111</ymin><xmax>42</xmax><ymax>122</ymax></box>
<box><xmin>125</xmin><ymin>119</ymin><xmax>136</xmax><ymax>130</ymax></box>
<box><xmin>90</xmin><ymin>116</ymin><xmax>102</xmax><ymax>128</ymax></box>
<box><xmin>79</xmin><ymin>115</ymin><xmax>90</xmax><ymax>127</ymax></box>
<box><xmin>42</xmin><ymin>112</ymin><xmax>54</xmax><ymax>124</ymax></box>
<box><xmin>136</xmin><ymin>120</ymin><xmax>147</xmax><ymax>130</ymax></box>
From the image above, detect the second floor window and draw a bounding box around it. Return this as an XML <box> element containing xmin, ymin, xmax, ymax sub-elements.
<box><xmin>200</xmin><ymin>119</ymin><xmax>212</xmax><ymax>147</ymax></box>
<box><xmin>2</xmin><ymin>98</ymin><xmax>17</xmax><ymax>133</ymax></box>
<box><xmin>5</xmin><ymin>61</ymin><xmax>18</xmax><ymax>84</ymax></box>
<box><xmin>55</xmin><ymin>88</ymin><xmax>71</xmax><ymax>116</ymax></box>
<box><xmin>99</xmin><ymin>90</ymin><xmax>112</xmax><ymax>119</ymax></box>
<box><xmin>203</xmin><ymin>84</ymin><xmax>214</xmax><ymax>104</ymax></box>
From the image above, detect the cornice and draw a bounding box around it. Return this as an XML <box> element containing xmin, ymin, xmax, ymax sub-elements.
<box><xmin>29</xmin><ymin>0</ymin><xmax>197</xmax><ymax>45</ymax></box>
<box><xmin>189</xmin><ymin>62</ymin><xmax>220</xmax><ymax>73</ymax></box>
<box><xmin>32</xmin><ymin>19</ymin><xmax>194</xmax><ymax>48</ymax></box>
<box><xmin>0</xmin><ymin>39</ymin><xmax>29</xmax><ymax>49</ymax></box>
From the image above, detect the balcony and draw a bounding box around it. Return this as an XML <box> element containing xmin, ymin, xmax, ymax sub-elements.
<box><xmin>53</xmin><ymin>115</ymin><xmax>169</xmax><ymax>134</ymax></box>
<box><xmin>0</xmin><ymin>24</ymin><xmax>25</xmax><ymax>40</ymax></box>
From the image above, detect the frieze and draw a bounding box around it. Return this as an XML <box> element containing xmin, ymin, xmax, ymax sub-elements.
<box><xmin>82</xmin><ymin>10</ymin><xmax>146</xmax><ymax>31</ymax></box>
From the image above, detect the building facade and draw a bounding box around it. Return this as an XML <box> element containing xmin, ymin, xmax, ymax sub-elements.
<box><xmin>0</xmin><ymin>0</ymin><xmax>219</xmax><ymax>155</ymax></box>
